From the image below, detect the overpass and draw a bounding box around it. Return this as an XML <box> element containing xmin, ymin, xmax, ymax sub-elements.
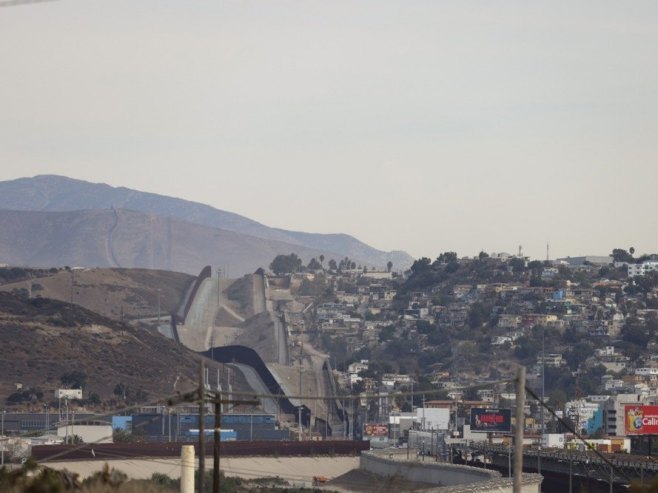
<box><xmin>453</xmin><ymin>442</ymin><xmax>658</xmax><ymax>492</ymax></box>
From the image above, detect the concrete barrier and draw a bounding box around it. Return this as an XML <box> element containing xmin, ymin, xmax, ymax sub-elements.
<box><xmin>360</xmin><ymin>451</ymin><xmax>542</xmax><ymax>493</ymax></box>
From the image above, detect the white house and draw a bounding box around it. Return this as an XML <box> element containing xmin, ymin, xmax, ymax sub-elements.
<box><xmin>628</xmin><ymin>262</ymin><xmax>658</xmax><ymax>277</ymax></box>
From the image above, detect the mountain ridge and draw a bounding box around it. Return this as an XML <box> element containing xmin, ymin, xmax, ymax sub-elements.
<box><xmin>0</xmin><ymin>175</ymin><xmax>412</xmax><ymax>273</ymax></box>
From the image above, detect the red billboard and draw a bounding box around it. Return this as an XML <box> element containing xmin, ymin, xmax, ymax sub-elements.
<box><xmin>363</xmin><ymin>423</ymin><xmax>388</xmax><ymax>437</ymax></box>
<box><xmin>624</xmin><ymin>405</ymin><xmax>658</xmax><ymax>435</ymax></box>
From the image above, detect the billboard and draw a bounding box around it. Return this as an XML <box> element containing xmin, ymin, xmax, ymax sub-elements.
<box><xmin>415</xmin><ymin>408</ymin><xmax>450</xmax><ymax>430</ymax></box>
<box><xmin>470</xmin><ymin>408</ymin><xmax>511</xmax><ymax>433</ymax></box>
<box><xmin>624</xmin><ymin>405</ymin><xmax>658</xmax><ymax>435</ymax></box>
<box><xmin>55</xmin><ymin>389</ymin><xmax>83</xmax><ymax>399</ymax></box>
<box><xmin>363</xmin><ymin>423</ymin><xmax>388</xmax><ymax>437</ymax></box>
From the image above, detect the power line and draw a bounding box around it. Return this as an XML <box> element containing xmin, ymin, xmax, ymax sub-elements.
<box><xmin>213</xmin><ymin>378</ymin><xmax>516</xmax><ymax>403</ymax></box>
<box><xmin>0</xmin><ymin>0</ymin><xmax>61</xmax><ymax>8</ymax></box>
<box><xmin>524</xmin><ymin>383</ymin><xmax>632</xmax><ymax>483</ymax></box>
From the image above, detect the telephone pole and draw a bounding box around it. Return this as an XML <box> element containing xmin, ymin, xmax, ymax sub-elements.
<box><xmin>199</xmin><ymin>362</ymin><xmax>206</xmax><ymax>493</ymax></box>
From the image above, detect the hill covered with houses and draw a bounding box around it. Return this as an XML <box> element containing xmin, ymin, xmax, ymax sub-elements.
<box><xmin>273</xmin><ymin>248</ymin><xmax>658</xmax><ymax>435</ymax></box>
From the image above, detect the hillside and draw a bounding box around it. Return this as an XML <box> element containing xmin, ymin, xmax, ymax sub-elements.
<box><xmin>0</xmin><ymin>267</ymin><xmax>193</xmax><ymax>321</ymax></box>
<box><xmin>0</xmin><ymin>209</ymin><xmax>396</xmax><ymax>276</ymax></box>
<box><xmin>0</xmin><ymin>175</ymin><xmax>413</xmax><ymax>273</ymax></box>
<box><xmin>0</xmin><ymin>291</ymin><xmax>224</xmax><ymax>410</ymax></box>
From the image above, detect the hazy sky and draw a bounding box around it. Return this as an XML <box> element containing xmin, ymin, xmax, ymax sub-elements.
<box><xmin>1</xmin><ymin>0</ymin><xmax>657</xmax><ymax>260</ymax></box>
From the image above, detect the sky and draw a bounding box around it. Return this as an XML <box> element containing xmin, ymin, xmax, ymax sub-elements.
<box><xmin>1</xmin><ymin>0</ymin><xmax>657</xmax><ymax>261</ymax></box>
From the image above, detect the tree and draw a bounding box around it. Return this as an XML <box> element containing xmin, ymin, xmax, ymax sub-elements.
<box><xmin>319</xmin><ymin>254</ymin><xmax>325</xmax><ymax>267</ymax></box>
<box><xmin>564</xmin><ymin>341</ymin><xmax>595</xmax><ymax>371</ymax></box>
<box><xmin>468</xmin><ymin>302</ymin><xmax>490</xmax><ymax>329</ymax></box>
<box><xmin>387</xmin><ymin>261</ymin><xmax>393</xmax><ymax>272</ymax></box>
<box><xmin>113</xmin><ymin>428</ymin><xmax>140</xmax><ymax>443</ymax></box>
<box><xmin>114</xmin><ymin>383</ymin><xmax>127</xmax><ymax>400</ymax></box>
<box><xmin>379</xmin><ymin>325</ymin><xmax>396</xmax><ymax>342</ymax></box>
<box><xmin>328</xmin><ymin>259</ymin><xmax>337</xmax><ymax>271</ymax></box>
<box><xmin>622</xmin><ymin>322</ymin><xmax>650</xmax><ymax>348</ymax></box>
<box><xmin>307</xmin><ymin>258</ymin><xmax>322</xmax><ymax>270</ymax></box>
<box><xmin>269</xmin><ymin>253</ymin><xmax>302</xmax><ymax>275</ymax></box>
<box><xmin>410</xmin><ymin>258</ymin><xmax>432</xmax><ymax>274</ymax></box>
<box><xmin>437</xmin><ymin>252</ymin><xmax>458</xmax><ymax>263</ymax></box>
<box><xmin>612</xmin><ymin>248</ymin><xmax>634</xmax><ymax>263</ymax></box>
<box><xmin>549</xmin><ymin>389</ymin><xmax>567</xmax><ymax>410</ymax></box>
<box><xmin>60</xmin><ymin>371</ymin><xmax>87</xmax><ymax>389</ymax></box>
<box><xmin>527</xmin><ymin>260</ymin><xmax>544</xmax><ymax>276</ymax></box>
<box><xmin>510</xmin><ymin>257</ymin><xmax>526</xmax><ymax>273</ymax></box>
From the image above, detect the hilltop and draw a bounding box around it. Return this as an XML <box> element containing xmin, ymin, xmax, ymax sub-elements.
<box><xmin>0</xmin><ymin>266</ymin><xmax>193</xmax><ymax>321</ymax></box>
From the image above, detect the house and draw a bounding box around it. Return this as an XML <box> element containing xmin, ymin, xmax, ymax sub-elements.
<box><xmin>498</xmin><ymin>314</ymin><xmax>522</xmax><ymax>330</ymax></box>
<box><xmin>628</xmin><ymin>261</ymin><xmax>658</xmax><ymax>278</ymax></box>
<box><xmin>539</xmin><ymin>354</ymin><xmax>564</xmax><ymax>367</ymax></box>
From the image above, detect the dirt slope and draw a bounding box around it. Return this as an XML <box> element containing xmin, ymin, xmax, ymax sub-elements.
<box><xmin>0</xmin><ymin>268</ymin><xmax>193</xmax><ymax>321</ymax></box>
<box><xmin>0</xmin><ymin>292</ymin><xmax>223</xmax><ymax>411</ymax></box>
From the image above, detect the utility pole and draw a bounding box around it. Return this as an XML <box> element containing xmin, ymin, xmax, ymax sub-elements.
<box><xmin>298</xmin><ymin>365</ymin><xmax>303</xmax><ymax>441</ymax></box>
<box><xmin>213</xmin><ymin>401</ymin><xmax>221</xmax><ymax>493</ymax></box>
<box><xmin>422</xmin><ymin>394</ymin><xmax>426</xmax><ymax>430</ymax></box>
<box><xmin>1</xmin><ymin>409</ymin><xmax>5</xmax><ymax>466</ymax></box>
<box><xmin>539</xmin><ymin>326</ymin><xmax>545</xmax><ymax>475</ymax></box>
<box><xmin>514</xmin><ymin>366</ymin><xmax>525</xmax><ymax>493</ymax></box>
<box><xmin>199</xmin><ymin>362</ymin><xmax>206</xmax><ymax>493</ymax></box>
<box><xmin>298</xmin><ymin>406</ymin><xmax>303</xmax><ymax>442</ymax></box>
<box><xmin>164</xmin><ymin>383</ymin><xmax>258</xmax><ymax>493</ymax></box>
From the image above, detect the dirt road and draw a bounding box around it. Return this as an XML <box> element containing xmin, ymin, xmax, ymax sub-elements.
<box><xmin>44</xmin><ymin>456</ymin><xmax>360</xmax><ymax>486</ymax></box>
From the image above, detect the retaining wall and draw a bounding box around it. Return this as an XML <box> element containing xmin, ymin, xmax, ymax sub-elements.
<box><xmin>360</xmin><ymin>451</ymin><xmax>541</xmax><ymax>493</ymax></box>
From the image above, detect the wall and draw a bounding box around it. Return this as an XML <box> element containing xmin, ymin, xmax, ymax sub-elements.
<box><xmin>360</xmin><ymin>451</ymin><xmax>541</xmax><ymax>493</ymax></box>
<box><xmin>57</xmin><ymin>425</ymin><xmax>113</xmax><ymax>444</ymax></box>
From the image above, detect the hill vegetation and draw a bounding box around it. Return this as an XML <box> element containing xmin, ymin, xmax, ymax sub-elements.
<box><xmin>0</xmin><ymin>290</ymin><xmax>220</xmax><ymax>410</ymax></box>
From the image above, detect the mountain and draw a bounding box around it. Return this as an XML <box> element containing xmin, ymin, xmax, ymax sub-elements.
<box><xmin>0</xmin><ymin>209</ymin><xmax>396</xmax><ymax>276</ymax></box>
<box><xmin>0</xmin><ymin>175</ymin><xmax>412</xmax><ymax>274</ymax></box>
